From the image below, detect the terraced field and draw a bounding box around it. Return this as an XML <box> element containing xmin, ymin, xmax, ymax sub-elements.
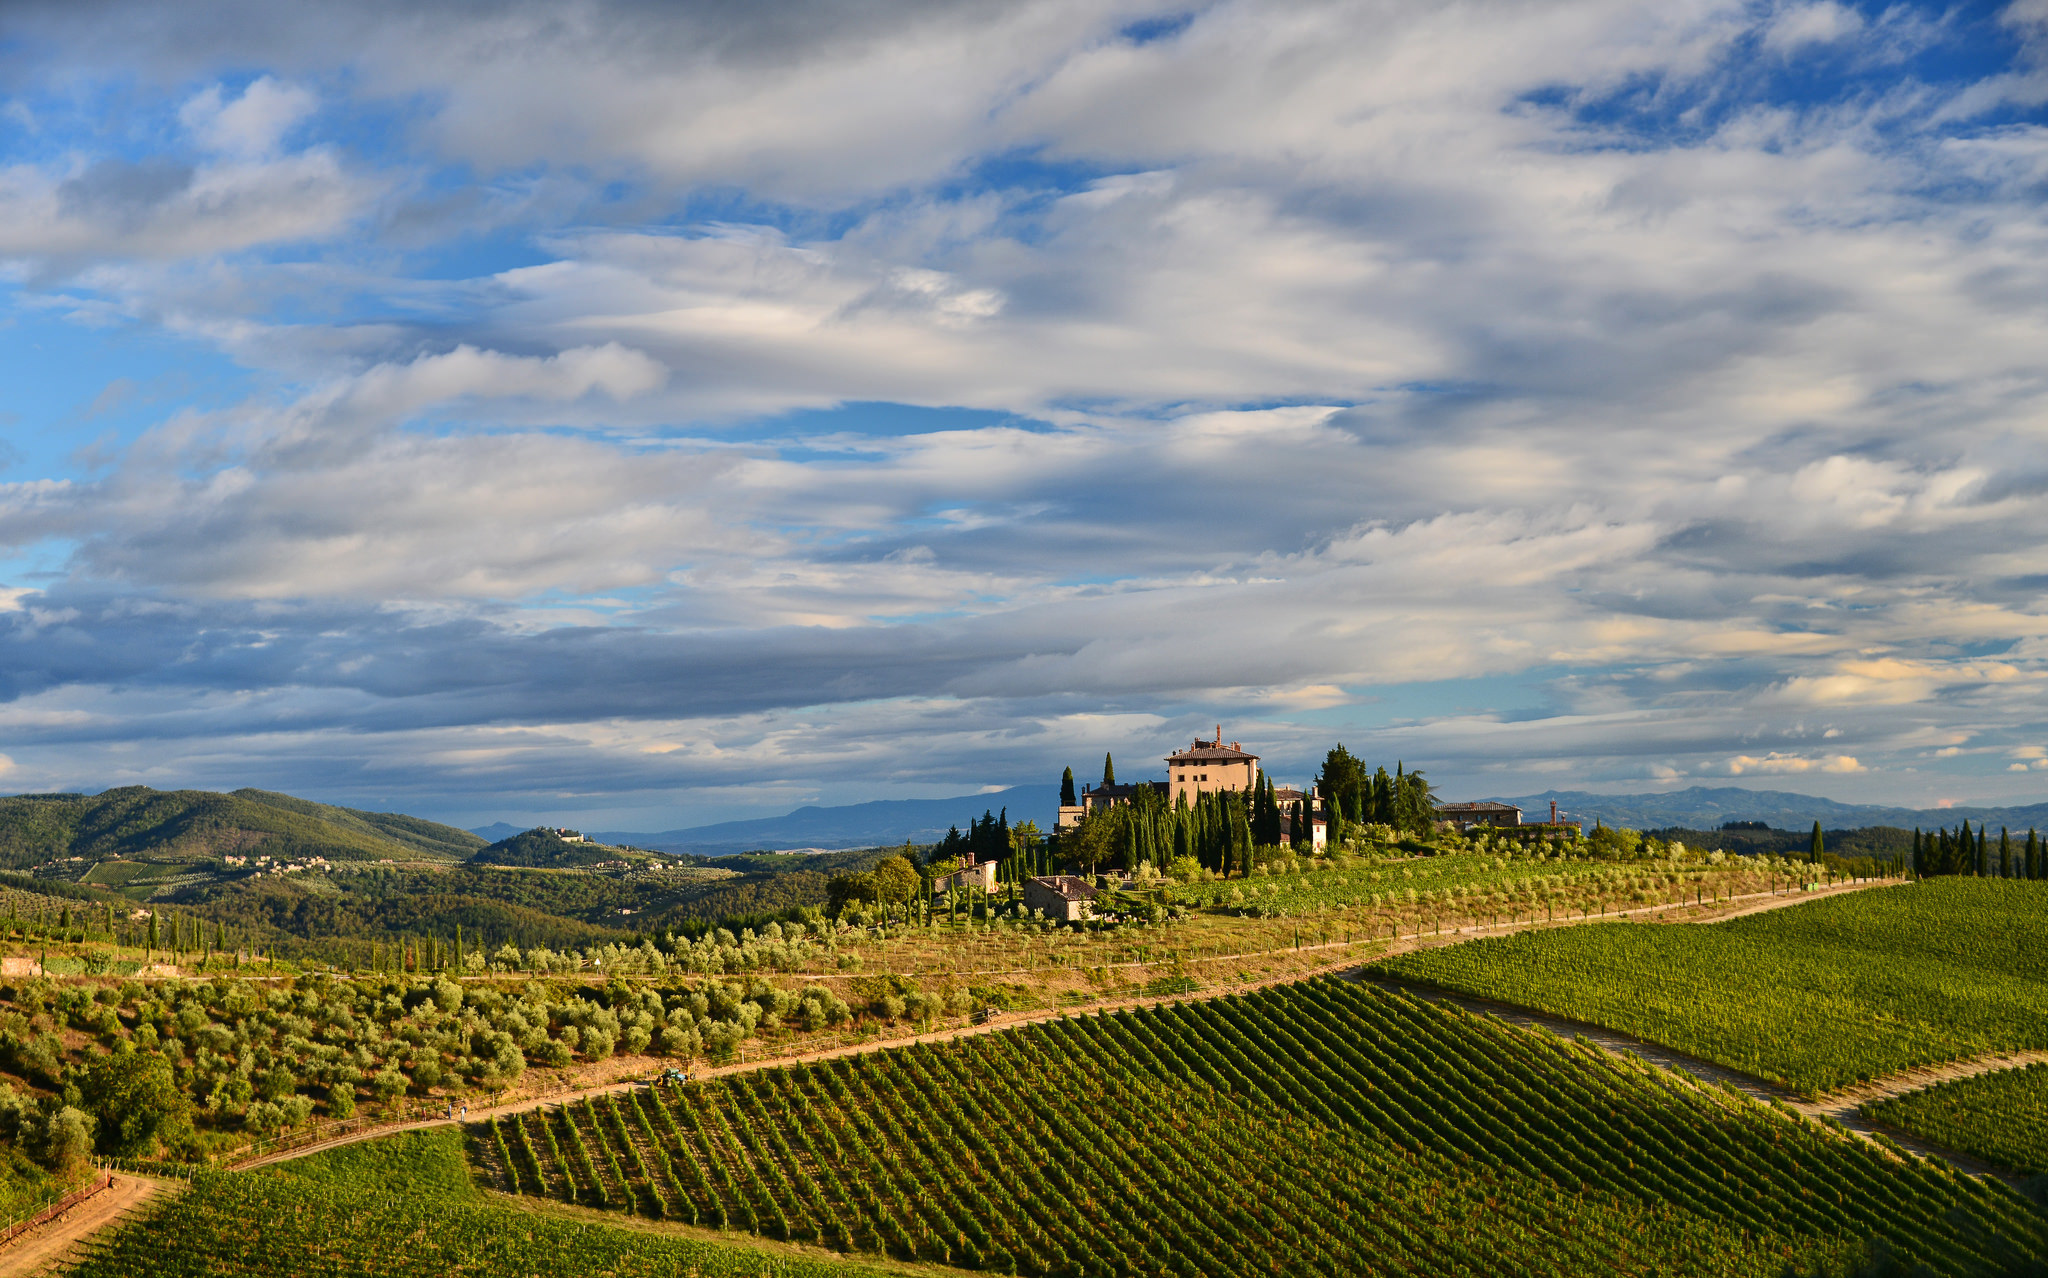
<box><xmin>1375</xmin><ymin>878</ymin><xmax>2048</xmax><ymax>1095</ymax></box>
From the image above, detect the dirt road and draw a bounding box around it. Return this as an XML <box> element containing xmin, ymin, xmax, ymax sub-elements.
<box><xmin>0</xmin><ymin>1175</ymin><xmax>158</xmax><ymax>1278</ymax></box>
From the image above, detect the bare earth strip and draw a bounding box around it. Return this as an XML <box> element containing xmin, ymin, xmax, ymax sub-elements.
<box><xmin>0</xmin><ymin>1175</ymin><xmax>159</xmax><ymax>1278</ymax></box>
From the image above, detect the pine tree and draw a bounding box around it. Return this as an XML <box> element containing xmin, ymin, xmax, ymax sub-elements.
<box><xmin>1102</xmin><ymin>753</ymin><xmax>1116</xmax><ymax>787</ymax></box>
<box><xmin>1809</xmin><ymin>821</ymin><xmax>1823</xmax><ymax>865</ymax></box>
<box><xmin>1060</xmin><ymin>767</ymin><xmax>1076</xmax><ymax>808</ymax></box>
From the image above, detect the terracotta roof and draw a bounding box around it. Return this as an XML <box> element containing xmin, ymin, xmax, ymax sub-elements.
<box><xmin>1437</xmin><ymin>801</ymin><xmax>1522</xmax><ymax>814</ymax></box>
<box><xmin>1028</xmin><ymin>874</ymin><xmax>1098</xmax><ymax>901</ymax></box>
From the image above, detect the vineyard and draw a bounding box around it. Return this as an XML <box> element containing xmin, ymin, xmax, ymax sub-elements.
<box><xmin>63</xmin><ymin>1157</ymin><xmax>900</xmax><ymax>1278</ymax></box>
<box><xmin>1375</xmin><ymin>878</ymin><xmax>2048</xmax><ymax>1095</ymax></box>
<box><xmin>476</xmin><ymin>979</ymin><xmax>2043</xmax><ymax>1277</ymax></box>
<box><xmin>1863</xmin><ymin>1063</ymin><xmax>2048</xmax><ymax>1177</ymax></box>
<box><xmin>1171</xmin><ymin>848</ymin><xmax>1794</xmax><ymax>923</ymax></box>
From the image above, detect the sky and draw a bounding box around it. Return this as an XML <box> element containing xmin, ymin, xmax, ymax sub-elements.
<box><xmin>5</xmin><ymin>0</ymin><xmax>2048</xmax><ymax>830</ymax></box>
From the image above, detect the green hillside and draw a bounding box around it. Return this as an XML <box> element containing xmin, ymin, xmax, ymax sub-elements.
<box><xmin>229</xmin><ymin>790</ymin><xmax>485</xmax><ymax>859</ymax></box>
<box><xmin>0</xmin><ymin>787</ymin><xmax>477</xmax><ymax>869</ymax></box>
<box><xmin>470</xmin><ymin>828</ymin><xmax>629</xmax><ymax>869</ymax></box>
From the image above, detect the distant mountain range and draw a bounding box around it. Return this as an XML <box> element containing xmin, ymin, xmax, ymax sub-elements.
<box><xmin>478</xmin><ymin>786</ymin><xmax>1062</xmax><ymax>856</ymax></box>
<box><xmin>462</xmin><ymin>782</ymin><xmax>2048</xmax><ymax>857</ymax></box>
<box><xmin>1498</xmin><ymin>786</ymin><xmax>2048</xmax><ymax>833</ymax></box>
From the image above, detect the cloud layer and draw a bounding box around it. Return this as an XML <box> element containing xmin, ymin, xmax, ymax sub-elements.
<box><xmin>3</xmin><ymin>0</ymin><xmax>2048</xmax><ymax>825</ymax></box>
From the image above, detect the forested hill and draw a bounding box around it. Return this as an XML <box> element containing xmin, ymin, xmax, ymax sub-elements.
<box><xmin>469</xmin><ymin>828</ymin><xmax>631</xmax><ymax>868</ymax></box>
<box><xmin>0</xmin><ymin>787</ymin><xmax>482</xmax><ymax>870</ymax></box>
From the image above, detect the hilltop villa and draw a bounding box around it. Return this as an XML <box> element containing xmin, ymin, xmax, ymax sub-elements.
<box><xmin>1057</xmin><ymin>728</ymin><xmax>1326</xmax><ymax>847</ymax></box>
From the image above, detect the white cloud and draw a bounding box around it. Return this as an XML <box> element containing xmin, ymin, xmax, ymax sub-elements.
<box><xmin>1727</xmin><ymin>753</ymin><xmax>1866</xmax><ymax>775</ymax></box>
<box><xmin>1763</xmin><ymin>3</ymin><xmax>1865</xmax><ymax>53</ymax></box>
<box><xmin>179</xmin><ymin>77</ymin><xmax>318</xmax><ymax>158</ymax></box>
<box><xmin>7</xmin><ymin>0</ymin><xmax>2048</xmax><ymax>818</ymax></box>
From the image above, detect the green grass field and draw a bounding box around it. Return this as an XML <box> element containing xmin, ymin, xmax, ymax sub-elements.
<box><xmin>1373</xmin><ymin>878</ymin><xmax>2048</xmax><ymax>1095</ymax></box>
<box><xmin>276</xmin><ymin>1126</ymin><xmax>482</xmax><ymax>1200</ymax></box>
<box><xmin>479</xmin><ymin>979</ymin><xmax>2042</xmax><ymax>1276</ymax></box>
<box><xmin>1863</xmin><ymin>1063</ymin><xmax>2048</xmax><ymax>1177</ymax></box>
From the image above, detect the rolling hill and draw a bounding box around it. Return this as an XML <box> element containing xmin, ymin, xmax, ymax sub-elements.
<box><xmin>0</xmin><ymin>787</ymin><xmax>483</xmax><ymax>870</ymax></box>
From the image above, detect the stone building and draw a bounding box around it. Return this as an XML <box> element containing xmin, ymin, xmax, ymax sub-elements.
<box><xmin>930</xmin><ymin>852</ymin><xmax>998</xmax><ymax>897</ymax></box>
<box><xmin>1166</xmin><ymin>730</ymin><xmax>1260</xmax><ymax>809</ymax></box>
<box><xmin>1435</xmin><ymin>801</ymin><xmax>1523</xmax><ymax>830</ymax></box>
<box><xmin>1023</xmin><ymin>874</ymin><xmax>1098</xmax><ymax>922</ymax></box>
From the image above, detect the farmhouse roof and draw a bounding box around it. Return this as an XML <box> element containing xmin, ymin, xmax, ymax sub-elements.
<box><xmin>1436</xmin><ymin>801</ymin><xmax>1523</xmax><ymax>815</ymax></box>
<box><xmin>1086</xmin><ymin>782</ymin><xmax>1168</xmax><ymax>799</ymax></box>
<box><xmin>1165</xmin><ymin>742</ymin><xmax>1259</xmax><ymax>763</ymax></box>
<box><xmin>1029</xmin><ymin>874</ymin><xmax>1098</xmax><ymax>901</ymax></box>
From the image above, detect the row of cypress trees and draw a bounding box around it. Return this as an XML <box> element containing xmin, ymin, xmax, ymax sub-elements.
<box><xmin>1912</xmin><ymin>821</ymin><xmax>2047</xmax><ymax>878</ymax></box>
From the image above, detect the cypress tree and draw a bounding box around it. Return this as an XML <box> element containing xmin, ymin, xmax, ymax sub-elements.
<box><xmin>1060</xmin><ymin>767</ymin><xmax>1076</xmax><ymax>808</ymax></box>
<box><xmin>1102</xmin><ymin>753</ymin><xmax>1116</xmax><ymax>787</ymax></box>
<box><xmin>1911</xmin><ymin>828</ymin><xmax>1921</xmax><ymax>876</ymax></box>
<box><xmin>1809</xmin><ymin>821</ymin><xmax>1823</xmax><ymax>865</ymax></box>
<box><xmin>2032</xmin><ymin>829</ymin><xmax>2041</xmax><ymax>880</ymax></box>
<box><xmin>455</xmin><ymin>923</ymin><xmax>464</xmax><ymax>969</ymax></box>
<box><xmin>2000</xmin><ymin>828</ymin><xmax>2012</xmax><ymax>878</ymax></box>
<box><xmin>147</xmin><ymin>912</ymin><xmax>158</xmax><ymax>958</ymax></box>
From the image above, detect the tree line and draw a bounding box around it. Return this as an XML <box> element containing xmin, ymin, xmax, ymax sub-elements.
<box><xmin>1912</xmin><ymin>821</ymin><xmax>2048</xmax><ymax>879</ymax></box>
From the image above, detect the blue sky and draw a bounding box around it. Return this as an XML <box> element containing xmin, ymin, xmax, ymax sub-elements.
<box><xmin>5</xmin><ymin>0</ymin><xmax>2048</xmax><ymax>829</ymax></box>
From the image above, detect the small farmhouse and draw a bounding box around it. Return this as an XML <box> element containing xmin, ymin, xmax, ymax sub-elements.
<box><xmin>1436</xmin><ymin>801</ymin><xmax>1522</xmax><ymax>830</ymax></box>
<box><xmin>1024</xmin><ymin>874</ymin><xmax>1098</xmax><ymax>922</ymax></box>
<box><xmin>930</xmin><ymin>852</ymin><xmax>998</xmax><ymax>897</ymax></box>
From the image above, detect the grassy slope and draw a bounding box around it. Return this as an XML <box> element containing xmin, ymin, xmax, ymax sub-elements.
<box><xmin>0</xmin><ymin>787</ymin><xmax>477</xmax><ymax>868</ymax></box>
<box><xmin>1375</xmin><ymin>878</ymin><xmax>2048</xmax><ymax>1094</ymax></box>
<box><xmin>1864</xmin><ymin>1063</ymin><xmax>2048</xmax><ymax>1177</ymax></box>
<box><xmin>231</xmin><ymin>790</ymin><xmax>484</xmax><ymax>859</ymax></box>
